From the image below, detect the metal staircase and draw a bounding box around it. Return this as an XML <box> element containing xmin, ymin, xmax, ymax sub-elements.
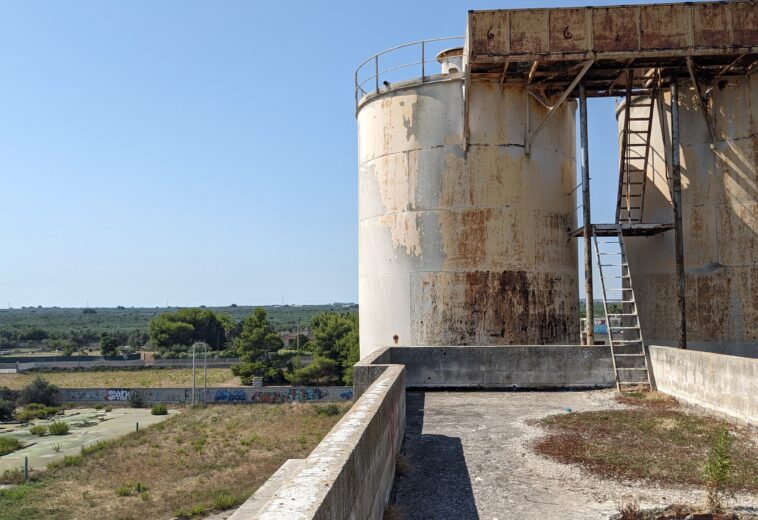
<box><xmin>616</xmin><ymin>92</ymin><xmax>656</xmax><ymax>224</ymax></box>
<box><xmin>593</xmin><ymin>224</ymin><xmax>652</xmax><ymax>390</ymax></box>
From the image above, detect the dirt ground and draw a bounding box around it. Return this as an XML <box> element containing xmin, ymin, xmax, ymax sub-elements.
<box><xmin>388</xmin><ymin>390</ymin><xmax>758</xmax><ymax>520</ymax></box>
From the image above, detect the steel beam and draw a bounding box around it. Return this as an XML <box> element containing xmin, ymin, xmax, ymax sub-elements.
<box><xmin>580</xmin><ymin>83</ymin><xmax>594</xmax><ymax>346</ymax></box>
<box><xmin>670</xmin><ymin>80</ymin><xmax>687</xmax><ymax>350</ymax></box>
<box><xmin>525</xmin><ymin>60</ymin><xmax>593</xmax><ymax>154</ymax></box>
<box><xmin>686</xmin><ymin>57</ymin><xmax>715</xmax><ymax>145</ymax></box>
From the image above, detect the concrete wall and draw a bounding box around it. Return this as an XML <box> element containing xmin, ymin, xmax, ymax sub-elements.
<box><xmin>649</xmin><ymin>346</ymin><xmax>757</xmax><ymax>426</ymax></box>
<box><xmin>4</xmin><ymin>357</ymin><xmax>241</xmax><ymax>372</ymax></box>
<box><xmin>58</xmin><ymin>386</ymin><xmax>354</xmax><ymax>405</ymax></box>
<box><xmin>357</xmin><ymin>76</ymin><xmax>579</xmax><ymax>358</ymax></box>
<box><xmin>237</xmin><ymin>363</ymin><xmax>405</xmax><ymax>520</ymax></box>
<box><xmin>355</xmin><ymin>345</ymin><xmax>615</xmax><ymax>393</ymax></box>
<box><xmin>624</xmin><ymin>73</ymin><xmax>758</xmax><ymax>350</ymax></box>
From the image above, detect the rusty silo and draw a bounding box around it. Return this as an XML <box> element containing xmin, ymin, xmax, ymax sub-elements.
<box><xmin>356</xmin><ymin>44</ymin><xmax>579</xmax><ymax>357</ymax></box>
<box><xmin>621</xmin><ymin>73</ymin><xmax>758</xmax><ymax>355</ymax></box>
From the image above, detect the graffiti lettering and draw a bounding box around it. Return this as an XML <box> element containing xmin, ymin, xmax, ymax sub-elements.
<box><xmin>339</xmin><ymin>389</ymin><xmax>353</xmax><ymax>401</ymax></box>
<box><xmin>213</xmin><ymin>389</ymin><xmax>247</xmax><ymax>402</ymax></box>
<box><xmin>249</xmin><ymin>387</ymin><xmax>329</xmax><ymax>404</ymax></box>
<box><xmin>106</xmin><ymin>389</ymin><xmax>131</xmax><ymax>401</ymax></box>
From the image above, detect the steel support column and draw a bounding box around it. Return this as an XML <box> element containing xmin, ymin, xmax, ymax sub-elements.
<box><xmin>579</xmin><ymin>83</ymin><xmax>594</xmax><ymax>345</ymax></box>
<box><xmin>670</xmin><ymin>80</ymin><xmax>687</xmax><ymax>350</ymax></box>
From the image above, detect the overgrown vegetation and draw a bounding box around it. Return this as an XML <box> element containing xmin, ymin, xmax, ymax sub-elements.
<box><xmin>0</xmin><ymin>435</ymin><xmax>22</xmax><ymax>455</ymax></box>
<box><xmin>703</xmin><ymin>425</ymin><xmax>733</xmax><ymax>512</ymax></box>
<box><xmin>16</xmin><ymin>377</ymin><xmax>59</xmax><ymax>406</ymax></box>
<box><xmin>150</xmin><ymin>404</ymin><xmax>168</xmax><ymax>416</ymax></box>
<box><xmin>29</xmin><ymin>424</ymin><xmax>48</xmax><ymax>436</ymax></box>
<box><xmin>14</xmin><ymin>403</ymin><xmax>60</xmax><ymax>422</ymax></box>
<box><xmin>1</xmin><ymin>368</ymin><xmax>236</xmax><ymax>390</ymax></box>
<box><xmin>48</xmin><ymin>421</ymin><xmax>70</xmax><ymax>435</ymax></box>
<box><xmin>0</xmin><ymin>403</ymin><xmax>349</xmax><ymax>520</ymax></box>
<box><xmin>533</xmin><ymin>393</ymin><xmax>758</xmax><ymax>492</ymax></box>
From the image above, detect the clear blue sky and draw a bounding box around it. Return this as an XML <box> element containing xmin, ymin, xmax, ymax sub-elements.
<box><xmin>0</xmin><ymin>0</ymin><xmax>655</xmax><ymax>308</ymax></box>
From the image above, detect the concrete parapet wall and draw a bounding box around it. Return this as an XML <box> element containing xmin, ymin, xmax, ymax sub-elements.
<box><xmin>242</xmin><ymin>363</ymin><xmax>405</xmax><ymax>520</ymax></box>
<box><xmin>649</xmin><ymin>346</ymin><xmax>758</xmax><ymax>426</ymax></box>
<box><xmin>355</xmin><ymin>346</ymin><xmax>614</xmax><ymax>391</ymax></box>
<box><xmin>58</xmin><ymin>386</ymin><xmax>354</xmax><ymax>405</ymax></box>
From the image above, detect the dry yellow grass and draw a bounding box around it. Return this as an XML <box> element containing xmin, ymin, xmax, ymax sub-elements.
<box><xmin>0</xmin><ymin>368</ymin><xmax>239</xmax><ymax>389</ymax></box>
<box><xmin>0</xmin><ymin>402</ymin><xmax>349</xmax><ymax>519</ymax></box>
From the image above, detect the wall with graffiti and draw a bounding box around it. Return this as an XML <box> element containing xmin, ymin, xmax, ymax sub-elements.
<box><xmin>59</xmin><ymin>386</ymin><xmax>353</xmax><ymax>404</ymax></box>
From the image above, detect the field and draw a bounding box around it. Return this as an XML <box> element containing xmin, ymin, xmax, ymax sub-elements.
<box><xmin>0</xmin><ymin>402</ymin><xmax>349</xmax><ymax>520</ymax></box>
<box><xmin>0</xmin><ymin>368</ymin><xmax>239</xmax><ymax>390</ymax></box>
<box><xmin>0</xmin><ymin>304</ymin><xmax>357</xmax><ymax>343</ymax></box>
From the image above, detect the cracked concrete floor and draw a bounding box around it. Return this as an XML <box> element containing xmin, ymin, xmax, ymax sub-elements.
<box><xmin>388</xmin><ymin>390</ymin><xmax>758</xmax><ymax>520</ymax></box>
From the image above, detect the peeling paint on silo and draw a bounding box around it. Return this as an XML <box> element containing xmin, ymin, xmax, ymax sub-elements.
<box><xmin>357</xmin><ymin>79</ymin><xmax>578</xmax><ymax>357</ymax></box>
<box><xmin>623</xmin><ymin>73</ymin><xmax>758</xmax><ymax>350</ymax></box>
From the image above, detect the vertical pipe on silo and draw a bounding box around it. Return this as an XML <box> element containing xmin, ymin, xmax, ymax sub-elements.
<box><xmin>669</xmin><ymin>79</ymin><xmax>687</xmax><ymax>349</ymax></box>
<box><xmin>579</xmin><ymin>83</ymin><xmax>594</xmax><ymax>345</ymax></box>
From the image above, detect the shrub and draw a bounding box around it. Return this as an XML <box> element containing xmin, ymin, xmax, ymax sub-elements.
<box><xmin>0</xmin><ymin>399</ymin><xmax>15</xmax><ymax>421</ymax></box>
<box><xmin>128</xmin><ymin>391</ymin><xmax>145</xmax><ymax>408</ymax></box>
<box><xmin>29</xmin><ymin>425</ymin><xmax>48</xmax><ymax>436</ymax></box>
<box><xmin>93</xmin><ymin>404</ymin><xmax>104</xmax><ymax>410</ymax></box>
<box><xmin>0</xmin><ymin>467</ymin><xmax>25</xmax><ymax>485</ymax></box>
<box><xmin>81</xmin><ymin>440</ymin><xmax>108</xmax><ymax>456</ymax></box>
<box><xmin>213</xmin><ymin>492</ymin><xmax>242</xmax><ymax>510</ymax></box>
<box><xmin>62</xmin><ymin>454</ymin><xmax>83</xmax><ymax>466</ymax></box>
<box><xmin>151</xmin><ymin>404</ymin><xmax>168</xmax><ymax>416</ymax></box>
<box><xmin>703</xmin><ymin>425</ymin><xmax>733</xmax><ymax>512</ymax></box>
<box><xmin>285</xmin><ymin>356</ymin><xmax>341</xmax><ymax>386</ymax></box>
<box><xmin>17</xmin><ymin>377</ymin><xmax>59</xmax><ymax>407</ymax></box>
<box><xmin>14</xmin><ymin>404</ymin><xmax>59</xmax><ymax>422</ymax></box>
<box><xmin>51</xmin><ymin>443</ymin><xmax>62</xmax><ymax>453</ymax></box>
<box><xmin>0</xmin><ymin>435</ymin><xmax>22</xmax><ymax>456</ymax></box>
<box><xmin>115</xmin><ymin>481</ymin><xmax>147</xmax><ymax>497</ymax></box>
<box><xmin>48</xmin><ymin>421</ymin><xmax>70</xmax><ymax>435</ymax></box>
<box><xmin>314</xmin><ymin>403</ymin><xmax>341</xmax><ymax>417</ymax></box>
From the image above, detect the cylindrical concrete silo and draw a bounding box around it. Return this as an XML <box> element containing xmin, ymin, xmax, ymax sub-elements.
<box><xmin>622</xmin><ymin>73</ymin><xmax>758</xmax><ymax>356</ymax></box>
<box><xmin>357</xmin><ymin>53</ymin><xmax>579</xmax><ymax>358</ymax></box>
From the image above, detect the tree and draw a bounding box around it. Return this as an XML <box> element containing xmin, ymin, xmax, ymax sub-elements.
<box><xmin>307</xmin><ymin>313</ymin><xmax>359</xmax><ymax>384</ymax></box>
<box><xmin>232</xmin><ymin>308</ymin><xmax>286</xmax><ymax>384</ymax></box>
<box><xmin>148</xmin><ymin>308</ymin><xmax>228</xmax><ymax>350</ymax></box>
<box><xmin>234</xmin><ymin>308</ymin><xmax>283</xmax><ymax>362</ymax></box>
<box><xmin>17</xmin><ymin>377</ymin><xmax>59</xmax><ymax>406</ymax></box>
<box><xmin>100</xmin><ymin>333</ymin><xmax>120</xmax><ymax>357</ymax></box>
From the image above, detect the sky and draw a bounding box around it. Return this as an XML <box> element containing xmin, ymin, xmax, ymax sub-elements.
<box><xmin>0</xmin><ymin>0</ymin><xmax>654</xmax><ymax>308</ymax></box>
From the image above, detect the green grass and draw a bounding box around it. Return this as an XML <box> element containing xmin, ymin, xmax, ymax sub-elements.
<box><xmin>48</xmin><ymin>421</ymin><xmax>70</xmax><ymax>436</ymax></box>
<box><xmin>0</xmin><ymin>435</ymin><xmax>22</xmax><ymax>456</ymax></box>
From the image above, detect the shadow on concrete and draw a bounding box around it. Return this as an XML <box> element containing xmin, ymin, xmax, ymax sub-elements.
<box><xmin>388</xmin><ymin>392</ymin><xmax>479</xmax><ymax>520</ymax></box>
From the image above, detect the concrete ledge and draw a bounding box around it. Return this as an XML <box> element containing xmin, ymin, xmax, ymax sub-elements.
<box><xmin>243</xmin><ymin>363</ymin><xmax>405</xmax><ymax>519</ymax></box>
<box><xmin>229</xmin><ymin>459</ymin><xmax>305</xmax><ymax>520</ymax></box>
<box><xmin>649</xmin><ymin>346</ymin><xmax>758</xmax><ymax>426</ymax></box>
<box><xmin>355</xmin><ymin>346</ymin><xmax>614</xmax><ymax>392</ymax></box>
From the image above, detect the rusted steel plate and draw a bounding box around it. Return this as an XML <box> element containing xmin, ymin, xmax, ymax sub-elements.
<box><xmin>510</xmin><ymin>10</ymin><xmax>548</xmax><ymax>54</ymax></box>
<box><xmin>733</xmin><ymin>2</ymin><xmax>758</xmax><ymax>47</ymax></box>
<box><xmin>592</xmin><ymin>6</ymin><xmax>638</xmax><ymax>52</ymax></box>
<box><xmin>694</xmin><ymin>3</ymin><xmax>730</xmax><ymax>48</ymax></box>
<box><xmin>467</xmin><ymin>1</ymin><xmax>758</xmax><ymax>64</ymax></box>
<box><xmin>549</xmin><ymin>9</ymin><xmax>588</xmax><ymax>53</ymax></box>
<box><xmin>640</xmin><ymin>4</ymin><xmax>688</xmax><ymax>50</ymax></box>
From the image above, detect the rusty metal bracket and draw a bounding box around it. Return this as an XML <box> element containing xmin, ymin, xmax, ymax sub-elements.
<box><xmin>525</xmin><ymin>60</ymin><xmax>593</xmax><ymax>155</ymax></box>
<box><xmin>463</xmin><ymin>62</ymin><xmax>472</xmax><ymax>153</ymax></box>
<box><xmin>686</xmin><ymin>57</ymin><xmax>715</xmax><ymax>146</ymax></box>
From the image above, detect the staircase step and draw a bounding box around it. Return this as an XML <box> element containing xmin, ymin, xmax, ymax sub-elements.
<box><xmin>615</xmin><ymin>353</ymin><xmax>645</xmax><ymax>357</ymax></box>
<box><xmin>616</xmin><ymin>367</ymin><xmax>649</xmax><ymax>371</ymax></box>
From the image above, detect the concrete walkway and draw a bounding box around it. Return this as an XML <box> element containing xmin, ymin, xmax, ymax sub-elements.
<box><xmin>0</xmin><ymin>407</ymin><xmax>177</xmax><ymax>472</ymax></box>
<box><xmin>388</xmin><ymin>390</ymin><xmax>757</xmax><ymax>520</ymax></box>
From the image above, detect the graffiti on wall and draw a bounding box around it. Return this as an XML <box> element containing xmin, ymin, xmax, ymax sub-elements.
<box><xmin>249</xmin><ymin>387</ymin><xmax>329</xmax><ymax>404</ymax></box>
<box><xmin>213</xmin><ymin>389</ymin><xmax>247</xmax><ymax>402</ymax></box>
<box><xmin>339</xmin><ymin>389</ymin><xmax>353</xmax><ymax>400</ymax></box>
<box><xmin>106</xmin><ymin>389</ymin><xmax>131</xmax><ymax>401</ymax></box>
